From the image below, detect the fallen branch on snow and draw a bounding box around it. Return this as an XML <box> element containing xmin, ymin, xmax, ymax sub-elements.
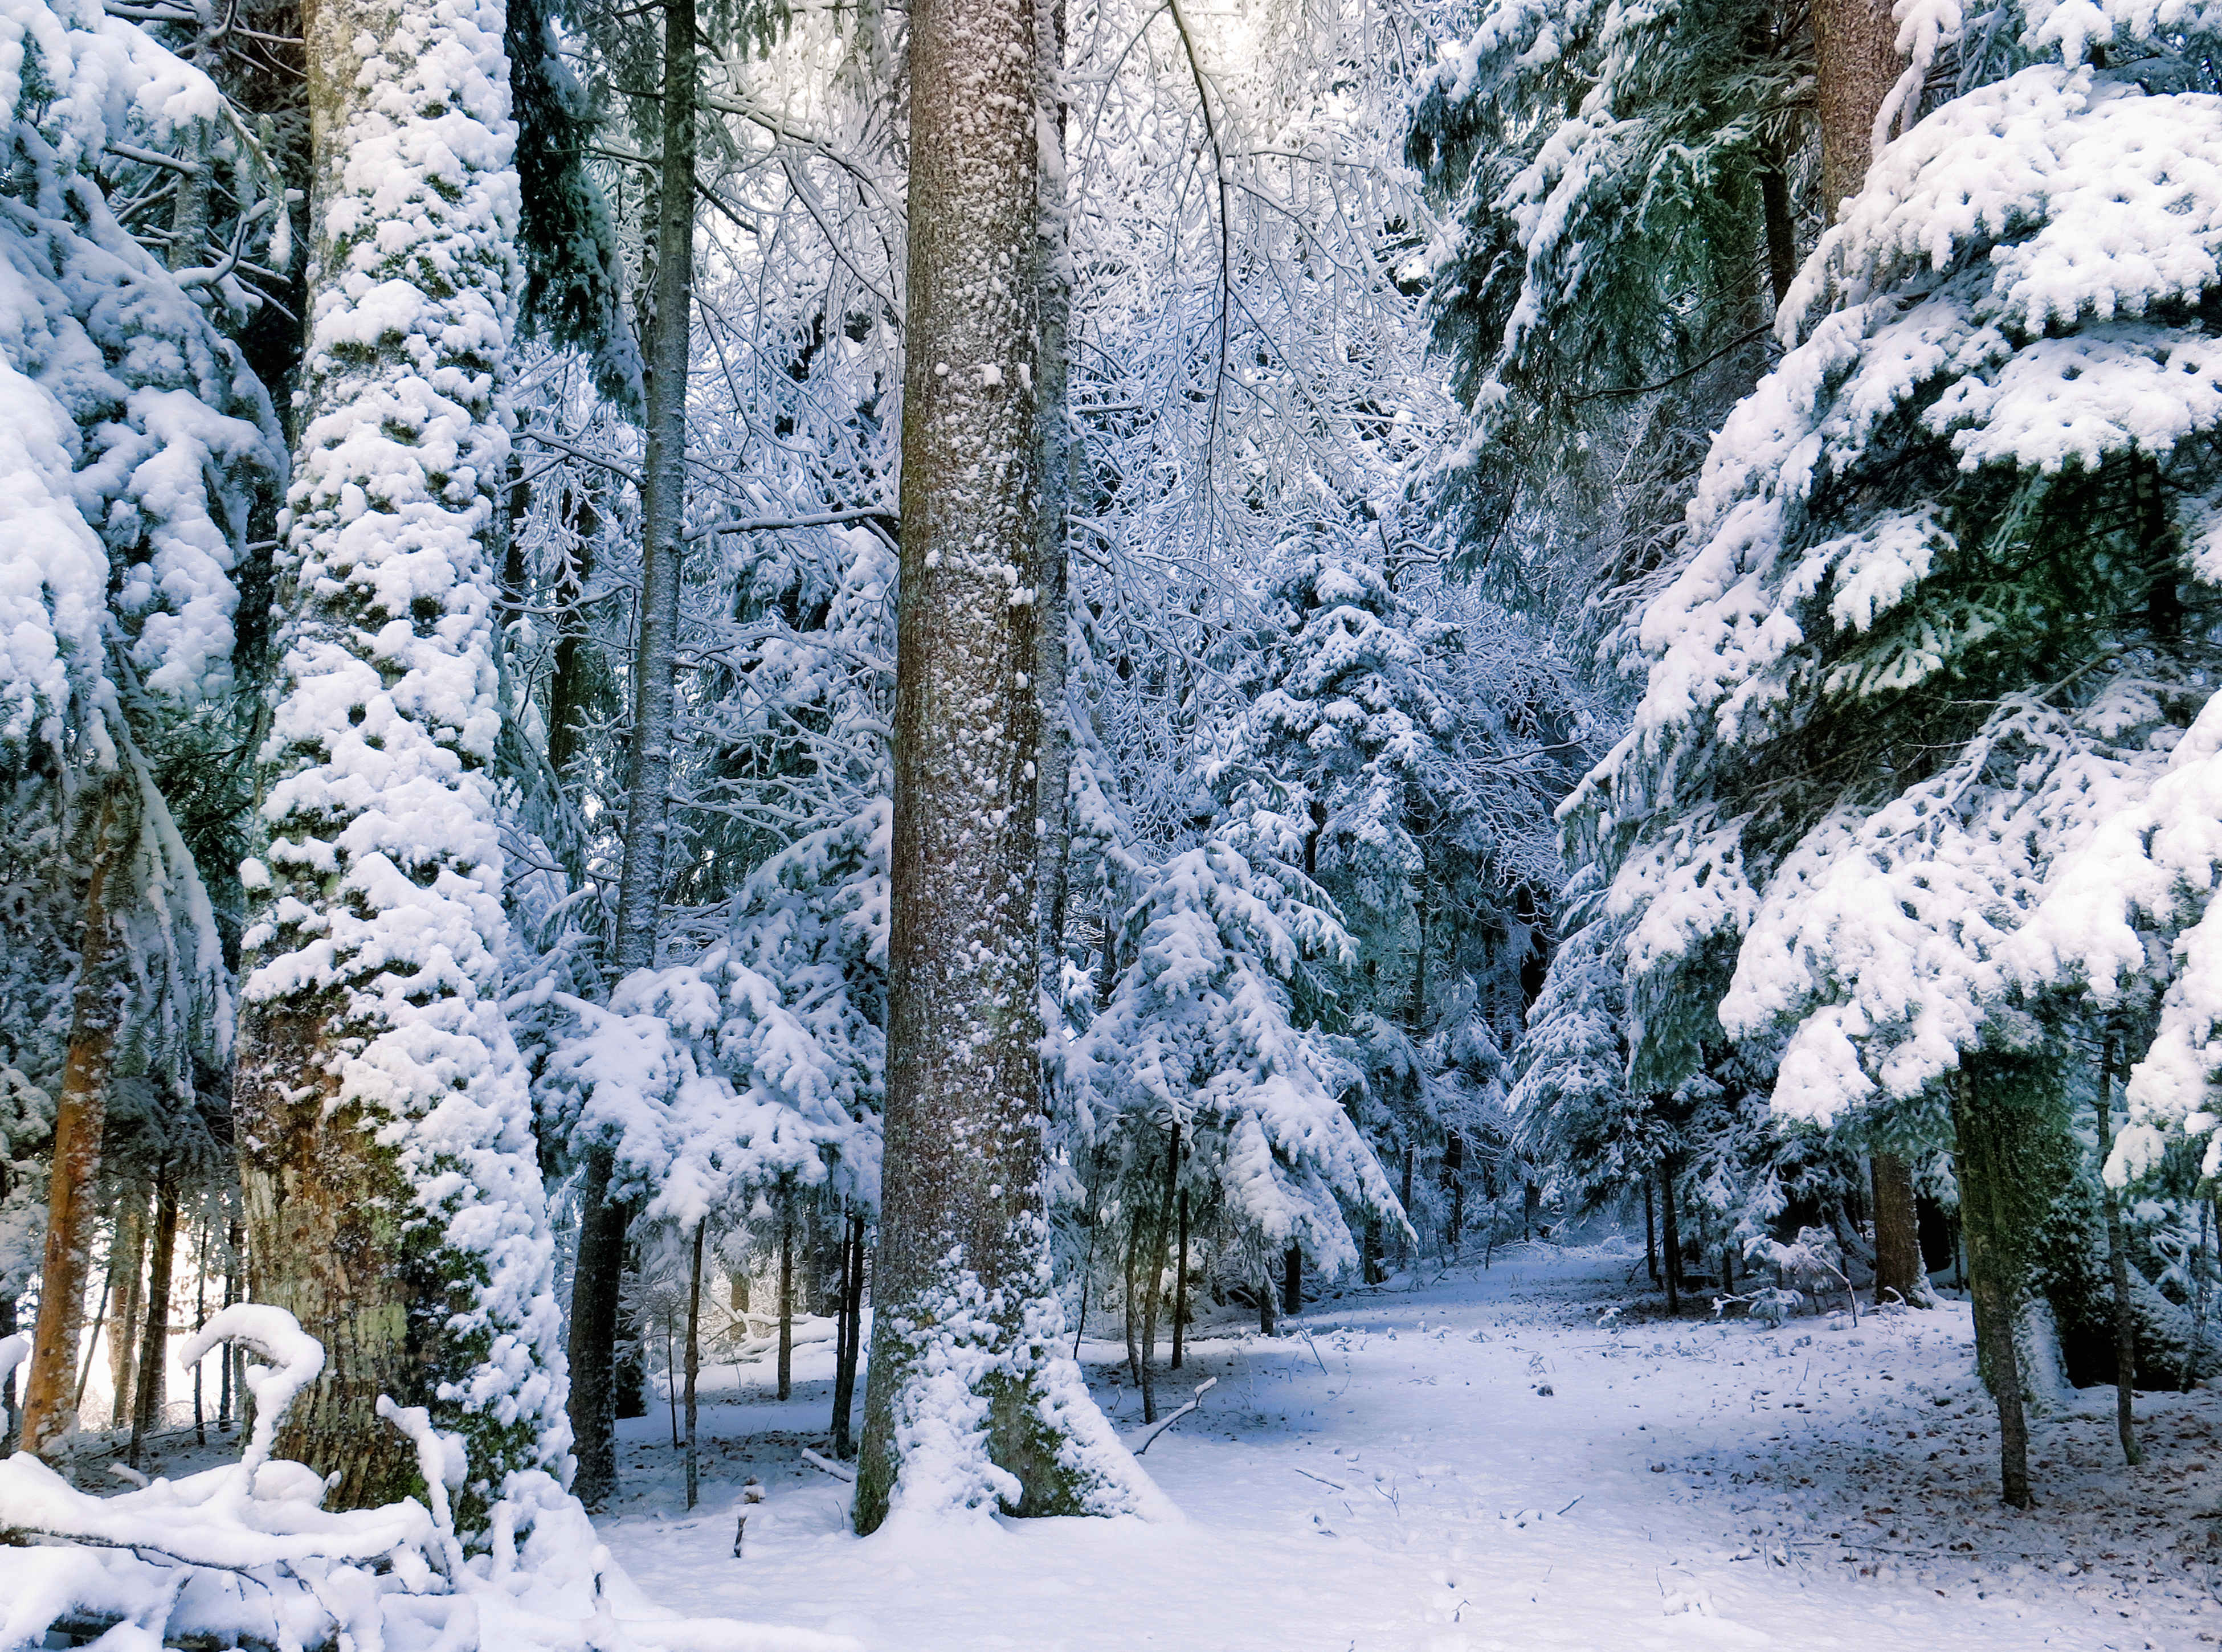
<box><xmin>1124</xmin><ymin>1377</ymin><xmax>1217</xmax><ymax>1456</ymax></box>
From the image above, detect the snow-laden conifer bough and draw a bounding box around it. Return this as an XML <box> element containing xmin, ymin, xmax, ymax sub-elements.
<box><xmin>1571</xmin><ymin>0</ymin><xmax>2222</xmax><ymax>1182</ymax></box>
<box><xmin>0</xmin><ymin>1307</ymin><xmax>857</xmax><ymax>1650</ymax></box>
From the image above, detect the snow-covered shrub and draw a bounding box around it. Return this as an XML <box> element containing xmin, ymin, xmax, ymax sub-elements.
<box><xmin>0</xmin><ymin>1305</ymin><xmax>854</xmax><ymax>1651</ymax></box>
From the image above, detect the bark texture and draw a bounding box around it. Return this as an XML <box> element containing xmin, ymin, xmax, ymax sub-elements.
<box><xmin>566</xmin><ymin>1148</ymin><xmax>627</xmax><ymax>1507</ymax></box>
<box><xmin>2094</xmin><ymin>1045</ymin><xmax>2142</xmax><ymax>1464</ymax></box>
<box><xmin>1870</xmin><ymin>1152</ymin><xmax>1924</xmax><ymax>1306</ymax></box>
<box><xmin>231</xmin><ymin>0</ymin><xmax>565</xmax><ymax>1516</ymax></box>
<box><xmin>608</xmin><ymin>0</ymin><xmax>696</xmax><ymax>976</ymax></box>
<box><xmin>1813</xmin><ymin>0</ymin><xmax>1902</xmax><ymax>218</ymax></box>
<box><xmin>19</xmin><ymin>772</ymin><xmax>138</xmax><ymax>1455</ymax></box>
<box><xmin>852</xmin><ymin>0</ymin><xmax>1144</xmax><ymax>1531</ymax></box>
<box><xmin>1954</xmin><ymin>1073</ymin><xmax>2033</xmax><ymax>1508</ymax></box>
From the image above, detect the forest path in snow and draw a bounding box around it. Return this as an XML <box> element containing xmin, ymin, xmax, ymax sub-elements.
<box><xmin>595</xmin><ymin>1241</ymin><xmax>2221</xmax><ymax>1651</ymax></box>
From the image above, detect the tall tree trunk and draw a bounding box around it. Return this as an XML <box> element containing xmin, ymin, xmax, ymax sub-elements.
<box><xmin>852</xmin><ymin>0</ymin><xmax>1148</xmax><ymax>1532</ymax></box>
<box><xmin>1171</xmin><ymin>1188</ymin><xmax>1188</xmax><ymax>1371</ymax></box>
<box><xmin>2093</xmin><ymin>1045</ymin><xmax>2143</xmax><ymax>1461</ymax></box>
<box><xmin>608</xmin><ymin>0</ymin><xmax>697</xmax><ymax>976</ymax></box>
<box><xmin>2</xmin><ymin>1293</ymin><xmax>18</xmax><ymax>1451</ymax></box>
<box><xmin>567</xmin><ymin>1148</ymin><xmax>627</xmax><ymax>1507</ymax></box>
<box><xmin>570</xmin><ymin>0</ymin><xmax>696</xmax><ymax>1508</ymax></box>
<box><xmin>832</xmin><ymin>1212</ymin><xmax>864</xmax><ymax>1457</ymax></box>
<box><xmin>219</xmin><ymin>1213</ymin><xmax>240</xmax><ymax>1433</ymax></box>
<box><xmin>1953</xmin><ymin>1073</ymin><xmax>2033</xmax><ymax>1508</ymax></box>
<box><xmin>1137</xmin><ymin>1131</ymin><xmax>1178</xmax><ymax>1425</ymax></box>
<box><xmin>1399</xmin><ymin>1146</ymin><xmax>1414</xmax><ymax>1273</ymax></box>
<box><xmin>109</xmin><ymin>1188</ymin><xmax>149</xmax><ymax>1430</ymax></box>
<box><xmin>128</xmin><ymin>1170</ymin><xmax>181</xmax><ymax>1466</ymax></box>
<box><xmin>1282</xmin><ymin>1245</ymin><xmax>1302</xmax><ymax>1319</ymax></box>
<box><xmin>1443</xmin><ymin>1130</ymin><xmax>1465</xmax><ymax>1258</ymax></box>
<box><xmin>1871</xmin><ymin>1152</ymin><xmax>1923</xmax><ymax>1307</ymax></box>
<box><xmin>230</xmin><ymin>0</ymin><xmax>565</xmax><ymax>1514</ymax></box>
<box><xmin>1644</xmin><ymin>1179</ymin><xmax>1659</xmax><ymax>1285</ymax></box>
<box><xmin>1814</xmin><ymin>0</ymin><xmax>1902</xmax><ymax>219</ymax></box>
<box><xmin>543</xmin><ymin>495</ymin><xmax>599</xmax><ymax>782</ymax></box>
<box><xmin>1031</xmin><ymin>0</ymin><xmax>1074</xmax><ymax>982</ymax></box>
<box><xmin>1660</xmin><ymin>1163</ymin><xmax>1683</xmax><ymax>1315</ymax></box>
<box><xmin>20</xmin><ymin>771</ymin><xmax>138</xmax><ymax>1456</ymax></box>
<box><xmin>684</xmin><ymin>1221</ymin><xmax>703</xmax><ymax>1510</ymax></box>
<box><xmin>777</xmin><ymin>1197</ymin><xmax>794</xmax><ymax>1402</ymax></box>
<box><xmin>1259</xmin><ymin>1256</ymin><xmax>1276</xmax><ymax>1335</ymax></box>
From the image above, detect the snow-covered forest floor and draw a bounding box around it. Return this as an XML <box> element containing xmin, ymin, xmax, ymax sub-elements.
<box><xmin>564</xmin><ymin>1241</ymin><xmax>2222</xmax><ymax>1651</ymax></box>
<box><xmin>63</xmin><ymin>1240</ymin><xmax>2220</xmax><ymax>1650</ymax></box>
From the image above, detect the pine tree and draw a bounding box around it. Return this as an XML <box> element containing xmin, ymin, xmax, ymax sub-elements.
<box><xmin>851</xmin><ymin>0</ymin><xmax>1163</xmax><ymax>1531</ymax></box>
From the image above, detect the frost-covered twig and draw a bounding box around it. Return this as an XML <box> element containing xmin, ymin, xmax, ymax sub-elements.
<box><xmin>1125</xmin><ymin>1376</ymin><xmax>1217</xmax><ymax>1455</ymax></box>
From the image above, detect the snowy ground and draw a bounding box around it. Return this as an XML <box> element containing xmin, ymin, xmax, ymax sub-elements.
<box><xmin>581</xmin><ymin>1240</ymin><xmax>2222</xmax><ymax>1652</ymax></box>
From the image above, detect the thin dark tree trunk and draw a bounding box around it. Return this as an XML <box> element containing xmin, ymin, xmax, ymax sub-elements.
<box><xmin>685</xmin><ymin>1221</ymin><xmax>703</xmax><ymax>1510</ymax></box>
<box><xmin>1644</xmin><ymin>1180</ymin><xmax>1659</xmax><ymax>1285</ymax></box>
<box><xmin>1660</xmin><ymin>1164</ymin><xmax>1683</xmax><ymax>1315</ymax></box>
<box><xmin>2095</xmin><ymin>1038</ymin><xmax>2142</xmax><ymax>1462</ymax></box>
<box><xmin>777</xmin><ymin>1196</ymin><xmax>794</xmax><ymax>1401</ymax></box>
<box><xmin>1259</xmin><ymin>1256</ymin><xmax>1276</xmax><ymax>1336</ymax></box>
<box><xmin>1124</xmin><ymin>1204</ymin><xmax>1144</xmax><ymax>1387</ymax></box>
<box><xmin>1</xmin><ymin>1294</ymin><xmax>18</xmax><ymax>1452</ymax></box>
<box><xmin>832</xmin><ymin>1212</ymin><xmax>864</xmax><ymax>1457</ymax></box>
<box><xmin>1282</xmin><ymin>1244</ymin><xmax>1302</xmax><ymax>1319</ymax></box>
<box><xmin>567</xmin><ymin>1148</ymin><xmax>627</xmax><ymax>1507</ymax></box>
<box><xmin>1137</xmin><ymin>1130</ymin><xmax>1178</xmax><ymax>1425</ymax></box>
<box><xmin>129</xmin><ymin>1169</ymin><xmax>181</xmax><ymax>1466</ymax></box>
<box><xmin>1444</xmin><ymin>1131</ymin><xmax>1465</xmax><ymax>1258</ymax></box>
<box><xmin>1758</xmin><ymin>158</ymin><xmax>1798</xmax><ymax>306</ymax></box>
<box><xmin>544</xmin><ymin>497</ymin><xmax>599</xmax><ymax>781</ymax></box>
<box><xmin>21</xmin><ymin>772</ymin><xmax>137</xmax><ymax>1456</ymax></box>
<box><xmin>1872</xmin><ymin>1152</ymin><xmax>1923</xmax><ymax>1307</ymax></box>
<box><xmin>608</xmin><ymin>0</ymin><xmax>697</xmax><ymax>975</ymax></box>
<box><xmin>1171</xmin><ymin>1187</ymin><xmax>1189</xmax><ymax>1371</ymax></box>
<box><xmin>1954</xmin><ymin>1072</ymin><xmax>2033</xmax><ymax>1508</ymax></box>
<box><xmin>1399</xmin><ymin>1147</ymin><xmax>1414</xmax><ymax>1274</ymax></box>
<box><xmin>191</xmin><ymin>1209</ymin><xmax>207</xmax><ymax>1446</ymax></box>
<box><xmin>218</xmin><ymin>1215</ymin><xmax>239</xmax><ymax>1433</ymax></box>
<box><xmin>1032</xmin><ymin>0</ymin><xmax>1075</xmax><ymax>984</ymax></box>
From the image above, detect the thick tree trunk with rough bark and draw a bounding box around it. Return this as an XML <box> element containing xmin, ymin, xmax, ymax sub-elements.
<box><xmin>1814</xmin><ymin>0</ymin><xmax>1902</xmax><ymax>218</ymax></box>
<box><xmin>1871</xmin><ymin>1153</ymin><xmax>1924</xmax><ymax>1307</ymax></box>
<box><xmin>852</xmin><ymin>0</ymin><xmax>1152</xmax><ymax>1530</ymax></box>
<box><xmin>567</xmin><ymin>1148</ymin><xmax>627</xmax><ymax>1506</ymax></box>
<box><xmin>1954</xmin><ymin>1074</ymin><xmax>2033</xmax><ymax>1508</ymax></box>
<box><xmin>19</xmin><ymin>773</ymin><xmax>138</xmax><ymax>1455</ymax></box>
<box><xmin>230</xmin><ymin>0</ymin><xmax>564</xmax><ymax>1517</ymax></box>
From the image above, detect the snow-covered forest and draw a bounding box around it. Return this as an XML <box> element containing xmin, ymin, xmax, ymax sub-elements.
<box><xmin>1</xmin><ymin>0</ymin><xmax>2220</xmax><ymax>1638</ymax></box>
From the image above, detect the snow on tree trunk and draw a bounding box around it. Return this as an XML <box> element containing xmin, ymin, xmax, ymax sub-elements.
<box><xmin>18</xmin><ymin>774</ymin><xmax>138</xmax><ymax>1456</ymax></box>
<box><xmin>609</xmin><ymin>0</ymin><xmax>696</xmax><ymax>978</ymax></box>
<box><xmin>851</xmin><ymin>0</ymin><xmax>1165</xmax><ymax>1532</ymax></box>
<box><xmin>231</xmin><ymin>0</ymin><xmax>567</xmax><ymax>1518</ymax></box>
